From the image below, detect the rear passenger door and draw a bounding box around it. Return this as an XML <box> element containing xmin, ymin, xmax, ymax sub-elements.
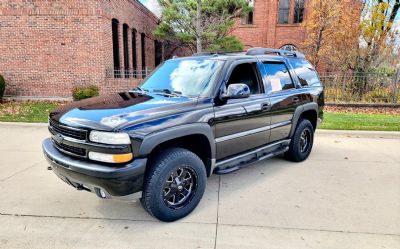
<box><xmin>258</xmin><ymin>61</ymin><xmax>302</xmax><ymax>142</ymax></box>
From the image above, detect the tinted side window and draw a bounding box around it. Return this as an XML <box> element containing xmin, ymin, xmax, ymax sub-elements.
<box><xmin>260</xmin><ymin>62</ymin><xmax>294</xmax><ymax>93</ymax></box>
<box><xmin>290</xmin><ymin>59</ymin><xmax>321</xmax><ymax>87</ymax></box>
<box><xmin>227</xmin><ymin>63</ymin><xmax>261</xmax><ymax>94</ymax></box>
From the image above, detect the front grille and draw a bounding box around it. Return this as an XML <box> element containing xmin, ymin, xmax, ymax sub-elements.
<box><xmin>54</xmin><ymin>141</ymin><xmax>87</xmax><ymax>157</ymax></box>
<box><xmin>49</xmin><ymin>119</ymin><xmax>87</xmax><ymax>140</ymax></box>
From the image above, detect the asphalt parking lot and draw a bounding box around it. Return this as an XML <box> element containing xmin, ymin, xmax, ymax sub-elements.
<box><xmin>0</xmin><ymin>123</ymin><xmax>399</xmax><ymax>249</ymax></box>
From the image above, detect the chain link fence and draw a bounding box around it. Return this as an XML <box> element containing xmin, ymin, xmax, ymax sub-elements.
<box><xmin>320</xmin><ymin>70</ymin><xmax>400</xmax><ymax>104</ymax></box>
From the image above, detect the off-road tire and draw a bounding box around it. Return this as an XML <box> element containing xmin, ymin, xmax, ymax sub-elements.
<box><xmin>285</xmin><ymin>119</ymin><xmax>314</xmax><ymax>162</ymax></box>
<box><xmin>141</xmin><ymin>147</ymin><xmax>207</xmax><ymax>222</ymax></box>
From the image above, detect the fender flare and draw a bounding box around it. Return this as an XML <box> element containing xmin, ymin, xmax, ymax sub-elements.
<box><xmin>289</xmin><ymin>102</ymin><xmax>318</xmax><ymax>137</ymax></box>
<box><xmin>138</xmin><ymin>123</ymin><xmax>216</xmax><ymax>160</ymax></box>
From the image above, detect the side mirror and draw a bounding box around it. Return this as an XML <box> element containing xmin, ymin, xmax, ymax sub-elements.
<box><xmin>221</xmin><ymin>83</ymin><xmax>250</xmax><ymax>99</ymax></box>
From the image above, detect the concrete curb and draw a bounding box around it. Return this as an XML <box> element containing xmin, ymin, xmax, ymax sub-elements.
<box><xmin>316</xmin><ymin>129</ymin><xmax>400</xmax><ymax>139</ymax></box>
<box><xmin>0</xmin><ymin>122</ymin><xmax>47</xmax><ymax>127</ymax></box>
<box><xmin>325</xmin><ymin>102</ymin><xmax>400</xmax><ymax>108</ymax></box>
<box><xmin>3</xmin><ymin>96</ymin><xmax>72</xmax><ymax>102</ymax></box>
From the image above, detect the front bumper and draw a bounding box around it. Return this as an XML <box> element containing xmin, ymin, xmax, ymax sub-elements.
<box><xmin>42</xmin><ymin>138</ymin><xmax>147</xmax><ymax>200</ymax></box>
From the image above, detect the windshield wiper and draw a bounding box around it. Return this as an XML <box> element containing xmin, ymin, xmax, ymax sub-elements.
<box><xmin>152</xmin><ymin>89</ymin><xmax>182</xmax><ymax>97</ymax></box>
<box><xmin>130</xmin><ymin>87</ymin><xmax>149</xmax><ymax>94</ymax></box>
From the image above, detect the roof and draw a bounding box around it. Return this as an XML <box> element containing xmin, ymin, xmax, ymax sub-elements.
<box><xmin>170</xmin><ymin>48</ymin><xmax>306</xmax><ymax>62</ymax></box>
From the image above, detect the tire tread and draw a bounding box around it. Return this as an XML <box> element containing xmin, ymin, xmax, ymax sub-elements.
<box><xmin>286</xmin><ymin>118</ymin><xmax>314</xmax><ymax>162</ymax></box>
<box><xmin>141</xmin><ymin>147</ymin><xmax>206</xmax><ymax>221</ymax></box>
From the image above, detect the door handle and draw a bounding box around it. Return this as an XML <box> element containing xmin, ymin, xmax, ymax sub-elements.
<box><xmin>292</xmin><ymin>97</ymin><xmax>300</xmax><ymax>103</ymax></box>
<box><xmin>261</xmin><ymin>103</ymin><xmax>270</xmax><ymax>110</ymax></box>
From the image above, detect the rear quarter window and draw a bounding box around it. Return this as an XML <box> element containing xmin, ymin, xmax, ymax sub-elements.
<box><xmin>259</xmin><ymin>62</ymin><xmax>295</xmax><ymax>93</ymax></box>
<box><xmin>290</xmin><ymin>59</ymin><xmax>321</xmax><ymax>87</ymax></box>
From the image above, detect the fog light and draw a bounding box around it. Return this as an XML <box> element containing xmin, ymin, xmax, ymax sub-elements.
<box><xmin>88</xmin><ymin>152</ymin><xmax>133</xmax><ymax>163</ymax></box>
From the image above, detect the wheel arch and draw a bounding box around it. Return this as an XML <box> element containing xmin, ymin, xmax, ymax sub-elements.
<box><xmin>139</xmin><ymin>123</ymin><xmax>216</xmax><ymax>177</ymax></box>
<box><xmin>290</xmin><ymin>102</ymin><xmax>318</xmax><ymax>137</ymax></box>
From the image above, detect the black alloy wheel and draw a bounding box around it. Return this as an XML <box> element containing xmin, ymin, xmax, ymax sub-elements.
<box><xmin>299</xmin><ymin>128</ymin><xmax>311</xmax><ymax>153</ymax></box>
<box><xmin>163</xmin><ymin>167</ymin><xmax>198</xmax><ymax>209</ymax></box>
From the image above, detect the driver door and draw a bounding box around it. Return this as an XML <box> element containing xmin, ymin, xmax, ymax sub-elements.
<box><xmin>214</xmin><ymin>60</ymin><xmax>271</xmax><ymax>160</ymax></box>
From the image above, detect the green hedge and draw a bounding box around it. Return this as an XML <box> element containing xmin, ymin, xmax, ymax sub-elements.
<box><xmin>0</xmin><ymin>75</ymin><xmax>6</xmax><ymax>99</ymax></box>
<box><xmin>72</xmin><ymin>85</ymin><xmax>99</xmax><ymax>101</ymax></box>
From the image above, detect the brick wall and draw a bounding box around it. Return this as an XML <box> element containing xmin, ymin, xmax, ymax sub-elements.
<box><xmin>99</xmin><ymin>0</ymin><xmax>159</xmax><ymax>94</ymax></box>
<box><xmin>0</xmin><ymin>0</ymin><xmax>316</xmax><ymax>98</ymax></box>
<box><xmin>232</xmin><ymin>0</ymin><xmax>306</xmax><ymax>50</ymax></box>
<box><xmin>0</xmin><ymin>0</ymin><xmax>159</xmax><ymax>98</ymax></box>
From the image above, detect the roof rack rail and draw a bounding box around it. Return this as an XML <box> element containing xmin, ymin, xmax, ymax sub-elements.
<box><xmin>192</xmin><ymin>50</ymin><xmax>245</xmax><ymax>57</ymax></box>
<box><xmin>246</xmin><ymin>47</ymin><xmax>305</xmax><ymax>58</ymax></box>
<box><xmin>193</xmin><ymin>52</ymin><xmax>221</xmax><ymax>56</ymax></box>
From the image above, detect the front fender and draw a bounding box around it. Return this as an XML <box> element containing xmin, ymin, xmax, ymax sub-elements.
<box><xmin>138</xmin><ymin>123</ymin><xmax>216</xmax><ymax>160</ymax></box>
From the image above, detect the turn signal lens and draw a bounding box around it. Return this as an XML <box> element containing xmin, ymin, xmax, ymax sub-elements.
<box><xmin>88</xmin><ymin>152</ymin><xmax>133</xmax><ymax>163</ymax></box>
<box><xmin>112</xmin><ymin>153</ymin><xmax>133</xmax><ymax>163</ymax></box>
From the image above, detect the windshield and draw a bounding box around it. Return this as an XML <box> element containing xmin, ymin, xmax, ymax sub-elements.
<box><xmin>138</xmin><ymin>59</ymin><xmax>224</xmax><ymax>97</ymax></box>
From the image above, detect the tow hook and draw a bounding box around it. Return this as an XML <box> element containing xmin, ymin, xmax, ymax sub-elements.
<box><xmin>76</xmin><ymin>185</ymin><xmax>90</xmax><ymax>191</ymax></box>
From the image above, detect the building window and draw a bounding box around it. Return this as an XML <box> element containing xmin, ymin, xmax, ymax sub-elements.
<box><xmin>154</xmin><ymin>40</ymin><xmax>162</xmax><ymax>67</ymax></box>
<box><xmin>278</xmin><ymin>0</ymin><xmax>290</xmax><ymax>24</ymax></box>
<box><xmin>241</xmin><ymin>11</ymin><xmax>254</xmax><ymax>25</ymax></box>
<box><xmin>242</xmin><ymin>0</ymin><xmax>254</xmax><ymax>25</ymax></box>
<box><xmin>123</xmin><ymin>24</ymin><xmax>129</xmax><ymax>78</ymax></box>
<box><xmin>141</xmin><ymin>33</ymin><xmax>146</xmax><ymax>77</ymax></box>
<box><xmin>280</xmin><ymin>44</ymin><xmax>297</xmax><ymax>51</ymax></box>
<box><xmin>132</xmin><ymin>29</ymin><xmax>137</xmax><ymax>78</ymax></box>
<box><xmin>294</xmin><ymin>0</ymin><xmax>305</xmax><ymax>23</ymax></box>
<box><xmin>112</xmin><ymin>19</ymin><xmax>121</xmax><ymax>78</ymax></box>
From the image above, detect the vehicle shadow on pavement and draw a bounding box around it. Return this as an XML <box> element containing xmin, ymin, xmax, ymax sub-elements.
<box><xmin>92</xmin><ymin>156</ymin><xmax>295</xmax><ymax>224</ymax></box>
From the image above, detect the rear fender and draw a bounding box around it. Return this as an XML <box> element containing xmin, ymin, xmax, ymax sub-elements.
<box><xmin>290</xmin><ymin>102</ymin><xmax>318</xmax><ymax>137</ymax></box>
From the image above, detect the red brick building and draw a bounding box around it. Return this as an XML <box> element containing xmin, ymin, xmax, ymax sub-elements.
<box><xmin>0</xmin><ymin>0</ymin><xmax>310</xmax><ymax>99</ymax></box>
<box><xmin>233</xmin><ymin>0</ymin><xmax>307</xmax><ymax>51</ymax></box>
<box><xmin>0</xmin><ymin>0</ymin><xmax>161</xmax><ymax>99</ymax></box>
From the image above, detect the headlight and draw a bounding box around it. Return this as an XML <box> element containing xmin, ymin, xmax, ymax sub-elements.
<box><xmin>89</xmin><ymin>131</ymin><xmax>131</xmax><ymax>145</ymax></box>
<box><xmin>88</xmin><ymin>151</ymin><xmax>133</xmax><ymax>163</ymax></box>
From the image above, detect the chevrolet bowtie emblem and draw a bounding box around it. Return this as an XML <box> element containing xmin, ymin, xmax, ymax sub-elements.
<box><xmin>53</xmin><ymin>134</ymin><xmax>64</xmax><ymax>144</ymax></box>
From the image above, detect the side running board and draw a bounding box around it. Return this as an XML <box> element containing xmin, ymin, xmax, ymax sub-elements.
<box><xmin>213</xmin><ymin>140</ymin><xmax>290</xmax><ymax>175</ymax></box>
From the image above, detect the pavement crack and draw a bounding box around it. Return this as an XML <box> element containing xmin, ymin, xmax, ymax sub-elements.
<box><xmin>310</xmin><ymin>159</ymin><xmax>396</xmax><ymax>164</ymax></box>
<box><xmin>1</xmin><ymin>212</ymin><xmax>398</xmax><ymax>237</ymax></box>
<box><xmin>0</xmin><ymin>162</ymin><xmax>43</xmax><ymax>182</ymax></box>
<box><xmin>218</xmin><ymin>223</ymin><xmax>400</xmax><ymax>237</ymax></box>
<box><xmin>0</xmin><ymin>212</ymin><xmax>216</xmax><ymax>226</ymax></box>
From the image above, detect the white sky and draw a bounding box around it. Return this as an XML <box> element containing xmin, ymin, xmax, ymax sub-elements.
<box><xmin>140</xmin><ymin>0</ymin><xmax>161</xmax><ymax>17</ymax></box>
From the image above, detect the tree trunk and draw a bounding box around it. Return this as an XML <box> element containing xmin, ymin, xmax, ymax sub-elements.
<box><xmin>314</xmin><ymin>26</ymin><xmax>324</xmax><ymax>70</ymax></box>
<box><xmin>196</xmin><ymin>0</ymin><xmax>202</xmax><ymax>52</ymax></box>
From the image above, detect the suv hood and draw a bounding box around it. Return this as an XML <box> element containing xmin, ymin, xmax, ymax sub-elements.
<box><xmin>50</xmin><ymin>92</ymin><xmax>198</xmax><ymax>131</ymax></box>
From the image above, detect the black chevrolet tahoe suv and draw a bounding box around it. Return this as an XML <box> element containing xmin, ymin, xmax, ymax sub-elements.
<box><xmin>43</xmin><ymin>48</ymin><xmax>324</xmax><ymax>221</ymax></box>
